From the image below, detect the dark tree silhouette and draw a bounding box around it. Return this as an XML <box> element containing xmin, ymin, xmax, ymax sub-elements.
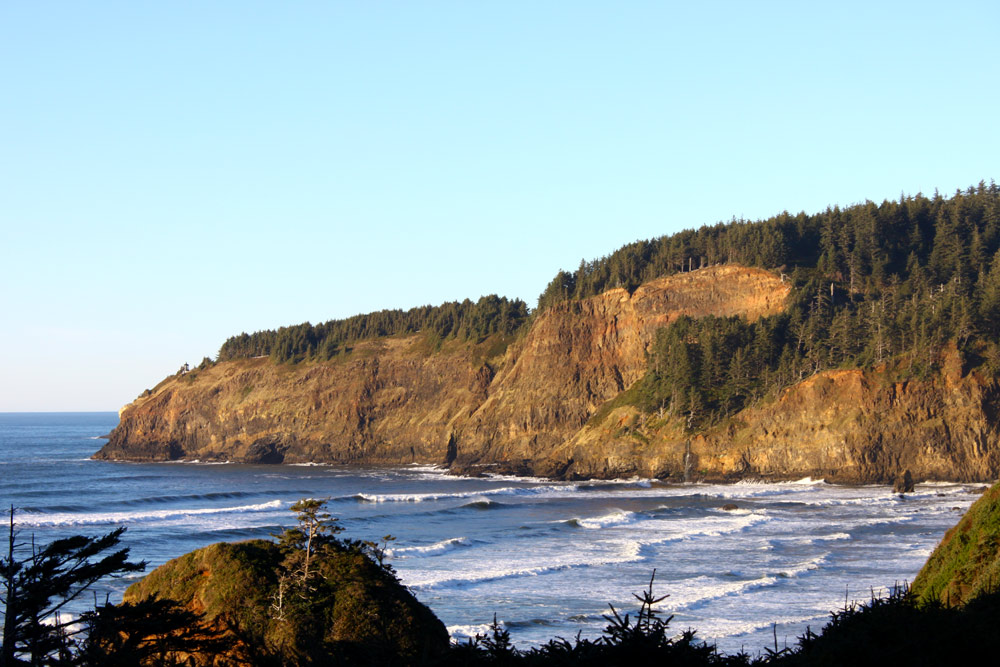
<box><xmin>1</xmin><ymin>507</ymin><xmax>145</xmax><ymax>666</ymax></box>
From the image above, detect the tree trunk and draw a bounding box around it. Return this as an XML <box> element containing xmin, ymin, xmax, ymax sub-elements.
<box><xmin>1</xmin><ymin>508</ymin><xmax>18</xmax><ymax>667</ymax></box>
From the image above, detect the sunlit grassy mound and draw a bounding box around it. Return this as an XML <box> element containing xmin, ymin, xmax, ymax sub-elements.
<box><xmin>911</xmin><ymin>481</ymin><xmax>1000</xmax><ymax>606</ymax></box>
<box><xmin>124</xmin><ymin>539</ymin><xmax>448</xmax><ymax>665</ymax></box>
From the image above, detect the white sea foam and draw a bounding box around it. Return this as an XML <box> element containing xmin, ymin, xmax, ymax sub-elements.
<box><xmin>405</xmin><ymin>510</ymin><xmax>771</xmax><ymax>591</ymax></box>
<box><xmin>357</xmin><ymin>484</ymin><xmax>579</xmax><ymax>503</ymax></box>
<box><xmin>778</xmin><ymin>553</ymin><xmax>828</xmax><ymax>578</ymax></box>
<box><xmin>404</xmin><ymin>464</ymin><xmax>468</xmax><ymax>482</ymax></box>
<box><xmin>714</xmin><ymin>486</ymin><xmax>830</xmax><ymax>500</ymax></box>
<box><xmin>699</xmin><ymin>613</ymin><xmax>831</xmax><ymax>641</ymax></box>
<box><xmin>788</xmin><ymin>487</ymin><xmax>973</xmax><ymax>507</ymax></box>
<box><xmin>17</xmin><ymin>500</ymin><xmax>283</xmax><ymax>526</ymax></box>
<box><xmin>163</xmin><ymin>459</ymin><xmax>234</xmax><ymax>465</ymax></box>
<box><xmin>389</xmin><ymin>537</ymin><xmax>470</xmax><ymax>557</ymax></box>
<box><xmin>842</xmin><ymin>514</ymin><xmax>918</xmax><ymax>530</ymax></box>
<box><xmin>642</xmin><ymin>511</ymin><xmax>771</xmax><ymax>545</ymax></box>
<box><xmin>407</xmin><ymin>464</ymin><xmax>449</xmax><ymax>472</ymax></box>
<box><xmin>773</xmin><ymin>531</ymin><xmax>851</xmax><ymax>546</ymax></box>
<box><xmin>791</xmin><ymin>477</ymin><xmax>826</xmax><ymax>484</ymax></box>
<box><xmin>580</xmin><ymin>476</ymin><xmax>655</xmax><ymax>487</ymax></box>
<box><xmin>358</xmin><ymin>479</ymin><xmax>817</xmax><ymax>505</ymax></box>
<box><xmin>407</xmin><ymin>557</ymin><xmax>621</xmax><ymax>590</ymax></box>
<box><xmin>406</xmin><ymin>540</ymin><xmax>645</xmax><ymax>590</ymax></box>
<box><xmin>448</xmin><ymin>623</ymin><xmax>501</xmax><ymax>639</ymax></box>
<box><xmin>479</xmin><ymin>473</ymin><xmax>548</xmax><ymax>483</ymax></box>
<box><xmin>668</xmin><ymin>575</ymin><xmax>782</xmax><ymax>610</ymax></box>
<box><xmin>733</xmin><ymin>477</ymin><xmax>824</xmax><ymax>488</ymax></box>
<box><xmin>353</xmin><ymin>478</ymin><xmax>876</xmax><ymax>506</ymax></box>
<box><xmin>575</xmin><ymin>509</ymin><xmax>639</xmax><ymax>529</ymax></box>
<box><xmin>713</xmin><ymin>507</ymin><xmax>754</xmax><ymax>515</ymax></box>
<box><xmin>917</xmin><ymin>480</ymin><xmax>973</xmax><ymax>488</ymax></box>
<box><xmin>722</xmin><ymin>554</ymin><xmax>827</xmax><ymax>581</ymax></box>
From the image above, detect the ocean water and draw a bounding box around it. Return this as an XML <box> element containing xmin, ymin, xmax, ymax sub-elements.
<box><xmin>0</xmin><ymin>412</ymin><xmax>980</xmax><ymax>655</ymax></box>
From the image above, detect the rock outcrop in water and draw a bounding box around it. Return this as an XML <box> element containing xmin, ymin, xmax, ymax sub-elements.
<box><xmin>95</xmin><ymin>264</ymin><xmax>1000</xmax><ymax>483</ymax></box>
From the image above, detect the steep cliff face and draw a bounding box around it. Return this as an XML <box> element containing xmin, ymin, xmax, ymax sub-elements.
<box><xmin>97</xmin><ymin>265</ymin><xmax>1000</xmax><ymax>483</ymax></box>
<box><xmin>96</xmin><ymin>265</ymin><xmax>789</xmax><ymax>467</ymax></box>
<box><xmin>454</xmin><ymin>266</ymin><xmax>791</xmax><ymax>466</ymax></box>
<box><xmin>96</xmin><ymin>336</ymin><xmax>491</xmax><ymax>464</ymax></box>
<box><xmin>557</xmin><ymin>350</ymin><xmax>1000</xmax><ymax>483</ymax></box>
<box><xmin>701</xmin><ymin>355</ymin><xmax>1000</xmax><ymax>483</ymax></box>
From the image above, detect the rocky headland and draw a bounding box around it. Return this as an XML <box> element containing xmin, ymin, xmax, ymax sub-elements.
<box><xmin>94</xmin><ymin>264</ymin><xmax>1000</xmax><ymax>484</ymax></box>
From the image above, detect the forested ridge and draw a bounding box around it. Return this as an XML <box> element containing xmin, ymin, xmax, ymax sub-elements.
<box><xmin>217</xmin><ymin>295</ymin><xmax>529</xmax><ymax>363</ymax></box>
<box><xmin>535</xmin><ymin>182</ymin><xmax>1000</xmax><ymax>429</ymax></box>
<box><xmin>216</xmin><ymin>183</ymin><xmax>1000</xmax><ymax>432</ymax></box>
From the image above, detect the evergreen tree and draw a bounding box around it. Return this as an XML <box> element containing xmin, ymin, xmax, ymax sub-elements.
<box><xmin>1</xmin><ymin>508</ymin><xmax>145</xmax><ymax>666</ymax></box>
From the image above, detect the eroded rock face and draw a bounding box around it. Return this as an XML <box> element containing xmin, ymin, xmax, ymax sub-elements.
<box><xmin>96</xmin><ymin>265</ymin><xmax>1000</xmax><ymax>483</ymax></box>
<box><xmin>554</xmin><ymin>356</ymin><xmax>1000</xmax><ymax>483</ymax></box>
<box><xmin>456</xmin><ymin>266</ymin><xmax>791</xmax><ymax>466</ymax></box>
<box><xmin>95</xmin><ymin>336</ymin><xmax>489</xmax><ymax>465</ymax></box>
<box><xmin>96</xmin><ymin>265</ymin><xmax>789</xmax><ymax>470</ymax></box>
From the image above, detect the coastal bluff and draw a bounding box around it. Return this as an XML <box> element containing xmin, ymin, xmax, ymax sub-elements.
<box><xmin>95</xmin><ymin>264</ymin><xmax>1000</xmax><ymax>483</ymax></box>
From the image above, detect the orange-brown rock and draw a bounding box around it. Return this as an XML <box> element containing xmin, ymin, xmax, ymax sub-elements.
<box><xmin>553</xmin><ymin>350</ymin><xmax>1000</xmax><ymax>483</ymax></box>
<box><xmin>96</xmin><ymin>265</ymin><xmax>788</xmax><ymax>470</ymax></box>
<box><xmin>95</xmin><ymin>335</ymin><xmax>491</xmax><ymax>465</ymax></box>
<box><xmin>97</xmin><ymin>264</ymin><xmax>1000</xmax><ymax>483</ymax></box>
<box><xmin>456</xmin><ymin>266</ymin><xmax>790</xmax><ymax>468</ymax></box>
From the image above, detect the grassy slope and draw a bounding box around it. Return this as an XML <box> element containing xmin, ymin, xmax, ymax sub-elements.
<box><xmin>911</xmin><ymin>481</ymin><xmax>1000</xmax><ymax>606</ymax></box>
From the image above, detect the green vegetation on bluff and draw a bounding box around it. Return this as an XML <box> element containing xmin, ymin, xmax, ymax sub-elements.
<box><xmin>562</xmin><ymin>183</ymin><xmax>1000</xmax><ymax>428</ymax></box>
<box><xmin>214</xmin><ymin>183</ymin><xmax>1000</xmax><ymax>432</ymax></box>
<box><xmin>0</xmin><ymin>501</ymin><xmax>447</xmax><ymax>666</ymax></box>
<box><xmin>537</xmin><ymin>182</ymin><xmax>1000</xmax><ymax>313</ymax></box>
<box><xmin>217</xmin><ymin>295</ymin><xmax>529</xmax><ymax>363</ymax></box>
<box><xmin>912</xmin><ymin>482</ymin><xmax>1000</xmax><ymax>607</ymax></box>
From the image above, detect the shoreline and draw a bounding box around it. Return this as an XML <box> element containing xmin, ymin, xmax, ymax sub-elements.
<box><xmin>89</xmin><ymin>453</ymin><xmax>999</xmax><ymax>490</ymax></box>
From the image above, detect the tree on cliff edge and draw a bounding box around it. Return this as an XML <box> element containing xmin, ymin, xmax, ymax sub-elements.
<box><xmin>276</xmin><ymin>498</ymin><xmax>343</xmax><ymax>583</ymax></box>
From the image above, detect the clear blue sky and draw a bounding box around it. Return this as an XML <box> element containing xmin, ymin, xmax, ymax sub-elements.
<box><xmin>2</xmin><ymin>1</ymin><xmax>998</xmax><ymax>412</ymax></box>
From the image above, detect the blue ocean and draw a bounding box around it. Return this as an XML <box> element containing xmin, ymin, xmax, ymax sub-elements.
<box><xmin>0</xmin><ymin>412</ymin><xmax>978</xmax><ymax>655</ymax></box>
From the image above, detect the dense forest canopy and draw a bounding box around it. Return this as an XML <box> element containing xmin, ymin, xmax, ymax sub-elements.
<box><xmin>217</xmin><ymin>295</ymin><xmax>530</xmax><ymax>363</ymax></box>
<box><xmin>537</xmin><ymin>182</ymin><xmax>1000</xmax><ymax>311</ymax></box>
<box><xmin>217</xmin><ymin>182</ymin><xmax>1000</xmax><ymax>426</ymax></box>
<box><xmin>586</xmin><ymin>181</ymin><xmax>1000</xmax><ymax>427</ymax></box>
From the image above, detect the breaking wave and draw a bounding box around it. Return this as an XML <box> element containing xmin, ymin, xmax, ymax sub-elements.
<box><xmin>17</xmin><ymin>500</ymin><xmax>284</xmax><ymax>527</ymax></box>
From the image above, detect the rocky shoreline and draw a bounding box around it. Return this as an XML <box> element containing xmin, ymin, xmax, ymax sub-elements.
<box><xmin>95</xmin><ymin>266</ymin><xmax>1000</xmax><ymax>485</ymax></box>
